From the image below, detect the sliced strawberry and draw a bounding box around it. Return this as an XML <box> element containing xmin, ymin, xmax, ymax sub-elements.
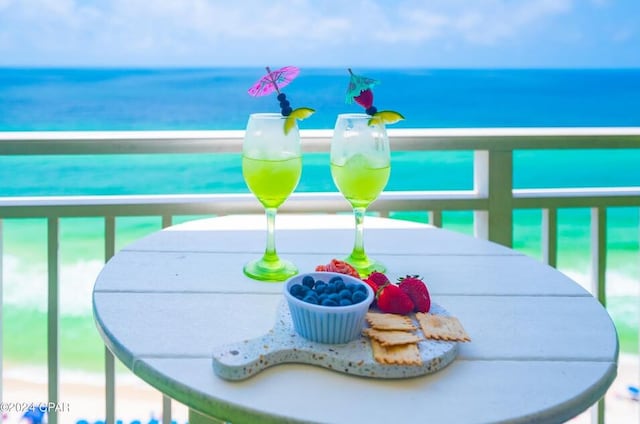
<box><xmin>363</xmin><ymin>277</ymin><xmax>378</xmax><ymax>294</ymax></box>
<box><xmin>354</xmin><ymin>89</ymin><xmax>374</xmax><ymax>109</ymax></box>
<box><xmin>363</xmin><ymin>272</ymin><xmax>389</xmax><ymax>306</ymax></box>
<box><xmin>398</xmin><ymin>275</ymin><xmax>431</xmax><ymax>313</ymax></box>
<box><xmin>376</xmin><ymin>283</ymin><xmax>414</xmax><ymax>315</ymax></box>
<box><xmin>366</xmin><ymin>271</ymin><xmax>389</xmax><ymax>290</ymax></box>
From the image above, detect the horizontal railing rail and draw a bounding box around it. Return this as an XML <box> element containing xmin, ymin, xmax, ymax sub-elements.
<box><xmin>2</xmin><ymin>127</ymin><xmax>640</xmax><ymax>154</ymax></box>
<box><xmin>1</xmin><ymin>128</ymin><xmax>639</xmax><ymax>424</ymax></box>
<box><xmin>1</xmin><ymin>187</ymin><xmax>640</xmax><ymax>217</ymax></box>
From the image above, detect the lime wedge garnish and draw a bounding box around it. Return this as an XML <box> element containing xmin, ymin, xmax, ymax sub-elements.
<box><xmin>284</xmin><ymin>107</ymin><xmax>315</xmax><ymax>135</ymax></box>
<box><xmin>368</xmin><ymin>110</ymin><xmax>405</xmax><ymax>126</ymax></box>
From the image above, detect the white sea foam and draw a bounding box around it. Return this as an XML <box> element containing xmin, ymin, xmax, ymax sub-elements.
<box><xmin>3</xmin><ymin>363</ymin><xmax>144</xmax><ymax>386</ymax></box>
<box><xmin>3</xmin><ymin>254</ymin><xmax>102</xmax><ymax>316</ymax></box>
<box><xmin>556</xmin><ymin>268</ymin><xmax>639</xmax><ymax>330</ymax></box>
<box><xmin>559</xmin><ymin>268</ymin><xmax>640</xmax><ymax>297</ymax></box>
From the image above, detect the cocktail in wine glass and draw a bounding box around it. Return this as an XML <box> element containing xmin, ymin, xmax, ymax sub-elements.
<box><xmin>330</xmin><ymin>113</ymin><xmax>391</xmax><ymax>277</ymax></box>
<box><xmin>333</xmin><ymin>69</ymin><xmax>404</xmax><ymax>277</ymax></box>
<box><xmin>242</xmin><ymin>113</ymin><xmax>302</xmax><ymax>281</ymax></box>
<box><xmin>243</xmin><ymin>67</ymin><xmax>314</xmax><ymax>281</ymax></box>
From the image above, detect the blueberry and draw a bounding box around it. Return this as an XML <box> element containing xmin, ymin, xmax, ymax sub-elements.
<box><xmin>355</xmin><ymin>284</ymin><xmax>367</xmax><ymax>294</ymax></box>
<box><xmin>328</xmin><ymin>293</ymin><xmax>340</xmax><ymax>302</ymax></box>
<box><xmin>281</xmin><ymin>106</ymin><xmax>293</xmax><ymax>116</ymax></box>
<box><xmin>339</xmin><ymin>298</ymin><xmax>353</xmax><ymax>306</ymax></box>
<box><xmin>277</xmin><ymin>93</ymin><xmax>286</xmax><ymax>101</ymax></box>
<box><xmin>325</xmin><ymin>283</ymin><xmax>336</xmax><ymax>294</ymax></box>
<box><xmin>314</xmin><ymin>282</ymin><xmax>327</xmax><ymax>294</ymax></box>
<box><xmin>304</xmin><ymin>290</ymin><xmax>318</xmax><ymax>299</ymax></box>
<box><xmin>303</xmin><ymin>294</ymin><xmax>319</xmax><ymax>304</ymax></box>
<box><xmin>301</xmin><ymin>275</ymin><xmax>315</xmax><ymax>288</ymax></box>
<box><xmin>318</xmin><ymin>294</ymin><xmax>328</xmax><ymax>303</ymax></box>
<box><xmin>352</xmin><ymin>290</ymin><xmax>368</xmax><ymax>304</ymax></box>
<box><xmin>366</xmin><ymin>106</ymin><xmax>377</xmax><ymax>116</ymax></box>
<box><xmin>338</xmin><ymin>289</ymin><xmax>352</xmax><ymax>299</ymax></box>
<box><xmin>345</xmin><ymin>282</ymin><xmax>358</xmax><ymax>292</ymax></box>
<box><xmin>321</xmin><ymin>299</ymin><xmax>338</xmax><ymax>307</ymax></box>
<box><xmin>328</xmin><ymin>276</ymin><xmax>343</xmax><ymax>285</ymax></box>
<box><xmin>279</xmin><ymin>99</ymin><xmax>290</xmax><ymax>108</ymax></box>
<box><xmin>299</xmin><ymin>286</ymin><xmax>311</xmax><ymax>297</ymax></box>
<box><xmin>335</xmin><ymin>280</ymin><xmax>346</xmax><ymax>292</ymax></box>
<box><xmin>290</xmin><ymin>284</ymin><xmax>304</xmax><ymax>297</ymax></box>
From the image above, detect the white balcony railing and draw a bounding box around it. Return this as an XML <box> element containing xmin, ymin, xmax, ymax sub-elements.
<box><xmin>1</xmin><ymin>128</ymin><xmax>639</xmax><ymax>424</ymax></box>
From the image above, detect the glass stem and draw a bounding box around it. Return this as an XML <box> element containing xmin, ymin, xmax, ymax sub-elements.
<box><xmin>264</xmin><ymin>207</ymin><xmax>279</xmax><ymax>262</ymax></box>
<box><xmin>352</xmin><ymin>207</ymin><xmax>367</xmax><ymax>260</ymax></box>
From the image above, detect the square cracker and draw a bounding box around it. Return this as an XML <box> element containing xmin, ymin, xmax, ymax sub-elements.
<box><xmin>369</xmin><ymin>339</ymin><xmax>422</xmax><ymax>366</ymax></box>
<box><xmin>363</xmin><ymin>328</ymin><xmax>422</xmax><ymax>346</ymax></box>
<box><xmin>416</xmin><ymin>313</ymin><xmax>471</xmax><ymax>342</ymax></box>
<box><xmin>366</xmin><ymin>312</ymin><xmax>416</xmax><ymax>331</ymax></box>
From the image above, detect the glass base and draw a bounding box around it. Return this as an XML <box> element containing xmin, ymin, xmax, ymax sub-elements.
<box><xmin>343</xmin><ymin>253</ymin><xmax>386</xmax><ymax>278</ymax></box>
<box><xmin>243</xmin><ymin>256</ymin><xmax>298</xmax><ymax>282</ymax></box>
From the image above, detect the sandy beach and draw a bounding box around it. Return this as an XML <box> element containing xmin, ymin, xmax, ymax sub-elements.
<box><xmin>2</xmin><ymin>366</ymin><xmax>188</xmax><ymax>424</ymax></box>
<box><xmin>569</xmin><ymin>354</ymin><xmax>639</xmax><ymax>423</ymax></box>
<box><xmin>2</xmin><ymin>354</ymin><xmax>638</xmax><ymax>424</ymax></box>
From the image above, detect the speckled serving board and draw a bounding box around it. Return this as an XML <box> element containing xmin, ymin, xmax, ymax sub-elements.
<box><xmin>211</xmin><ymin>301</ymin><xmax>459</xmax><ymax>381</ymax></box>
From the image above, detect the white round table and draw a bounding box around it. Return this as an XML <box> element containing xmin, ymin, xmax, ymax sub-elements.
<box><xmin>93</xmin><ymin>214</ymin><xmax>618</xmax><ymax>424</ymax></box>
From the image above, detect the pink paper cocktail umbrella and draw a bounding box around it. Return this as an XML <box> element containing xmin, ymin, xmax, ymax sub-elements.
<box><xmin>247</xmin><ymin>66</ymin><xmax>300</xmax><ymax>97</ymax></box>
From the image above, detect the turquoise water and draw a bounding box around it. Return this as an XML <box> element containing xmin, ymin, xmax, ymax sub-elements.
<box><xmin>1</xmin><ymin>68</ymin><xmax>639</xmax><ymax>368</ymax></box>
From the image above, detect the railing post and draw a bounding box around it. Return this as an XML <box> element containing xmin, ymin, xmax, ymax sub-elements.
<box><xmin>47</xmin><ymin>218</ymin><xmax>60</xmax><ymax>424</ymax></box>
<box><xmin>590</xmin><ymin>207</ymin><xmax>607</xmax><ymax>306</ymax></box>
<box><xmin>162</xmin><ymin>395</ymin><xmax>172</xmax><ymax>424</ymax></box>
<box><xmin>0</xmin><ymin>219</ymin><xmax>3</xmax><ymax>403</ymax></box>
<box><xmin>428</xmin><ymin>210</ymin><xmax>442</xmax><ymax>228</ymax></box>
<box><xmin>160</xmin><ymin>215</ymin><xmax>174</xmax><ymax>424</ymax></box>
<box><xmin>542</xmin><ymin>208</ymin><xmax>558</xmax><ymax>267</ymax></box>
<box><xmin>162</xmin><ymin>215</ymin><xmax>173</xmax><ymax>229</ymax></box>
<box><xmin>474</xmin><ymin>150</ymin><xmax>513</xmax><ymax>247</ymax></box>
<box><xmin>104</xmin><ymin>216</ymin><xmax>116</xmax><ymax>424</ymax></box>
<box><xmin>590</xmin><ymin>206</ymin><xmax>608</xmax><ymax>424</ymax></box>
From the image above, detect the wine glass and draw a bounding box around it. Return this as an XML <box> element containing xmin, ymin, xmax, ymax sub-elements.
<box><xmin>330</xmin><ymin>113</ymin><xmax>391</xmax><ymax>277</ymax></box>
<box><xmin>242</xmin><ymin>113</ymin><xmax>302</xmax><ymax>281</ymax></box>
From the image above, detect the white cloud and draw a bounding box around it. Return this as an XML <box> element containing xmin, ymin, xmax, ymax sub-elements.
<box><xmin>388</xmin><ymin>0</ymin><xmax>574</xmax><ymax>45</ymax></box>
<box><xmin>0</xmin><ymin>0</ymin><xmax>608</xmax><ymax>66</ymax></box>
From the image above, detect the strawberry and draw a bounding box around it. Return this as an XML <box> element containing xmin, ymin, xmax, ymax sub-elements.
<box><xmin>354</xmin><ymin>89</ymin><xmax>374</xmax><ymax>109</ymax></box>
<box><xmin>398</xmin><ymin>275</ymin><xmax>431</xmax><ymax>313</ymax></box>
<box><xmin>376</xmin><ymin>283</ymin><xmax>414</xmax><ymax>315</ymax></box>
<box><xmin>364</xmin><ymin>271</ymin><xmax>389</xmax><ymax>292</ymax></box>
<box><xmin>363</xmin><ymin>271</ymin><xmax>390</xmax><ymax>307</ymax></box>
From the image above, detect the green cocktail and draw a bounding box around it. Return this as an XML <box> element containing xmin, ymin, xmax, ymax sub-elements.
<box><xmin>243</xmin><ymin>156</ymin><xmax>302</xmax><ymax>209</ymax></box>
<box><xmin>330</xmin><ymin>114</ymin><xmax>391</xmax><ymax>277</ymax></box>
<box><xmin>242</xmin><ymin>113</ymin><xmax>302</xmax><ymax>281</ymax></box>
<box><xmin>330</xmin><ymin>154</ymin><xmax>390</xmax><ymax>209</ymax></box>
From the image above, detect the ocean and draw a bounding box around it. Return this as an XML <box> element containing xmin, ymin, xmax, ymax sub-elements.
<box><xmin>0</xmin><ymin>67</ymin><xmax>639</xmax><ymax>370</ymax></box>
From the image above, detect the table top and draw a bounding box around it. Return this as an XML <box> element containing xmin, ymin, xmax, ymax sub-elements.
<box><xmin>93</xmin><ymin>214</ymin><xmax>618</xmax><ymax>424</ymax></box>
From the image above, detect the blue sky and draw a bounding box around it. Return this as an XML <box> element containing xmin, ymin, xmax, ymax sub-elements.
<box><xmin>0</xmin><ymin>0</ymin><xmax>638</xmax><ymax>68</ymax></box>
